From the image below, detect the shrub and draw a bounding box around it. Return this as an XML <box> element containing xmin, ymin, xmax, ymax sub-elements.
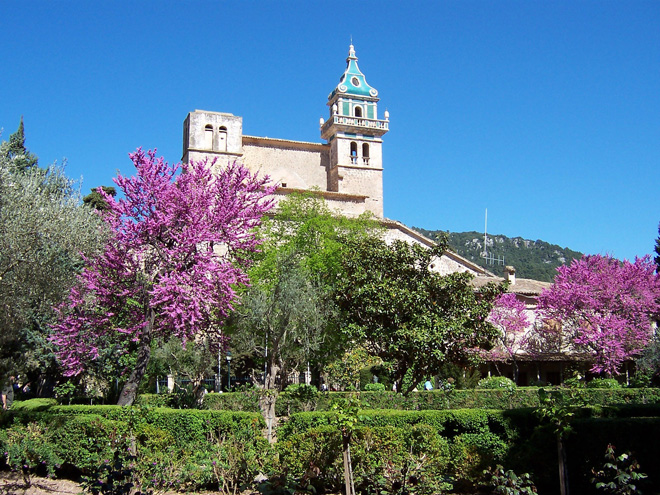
<box><xmin>0</xmin><ymin>422</ymin><xmax>62</xmax><ymax>485</ymax></box>
<box><xmin>276</xmin><ymin>417</ymin><xmax>506</xmax><ymax>494</ymax></box>
<box><xmin>563</xmin><ymin>377</ymin><xmax>585</xmax><ymax>389</ymax></box>
<box><xmin>484</xmin><ymin>465</ymin><xmax>537</xmax><ymax>495</ymax></box>
<box><xmin>10</xmin><ymin>398</ymin><xmax>58</xmax><ymax>412</ymax></box>
<box><xmin>590</xmin><ymin>443</ymin><xmax>647</xmax><ymax>495</ymax></box>
<box><xmin>362</xmin><ymin>383</ymin><xmax>385</xmax><ymax>392</ymax></box>
<box><xmin>135</xmin><ymin>394</ymin><xmax>175</xmax><ymax>408</ymax></box>
<box><xmin>203</xmin><ymin>391</ymin><xmax>261</xmax><ymax>412</ymax></box>
<box><xmin>478</xmin><ymin>376</ymin><xmax>517</xmax><ymax>391</ymax></box>
<box><xmin>49</xmin><ymin>414</ymin><xmax>129</xmax><ymax>473</ymax></box>
<box><xmin>587</xmin><ymin>378</ymin><xmax>621</xmax><ymax>389</ymax></box>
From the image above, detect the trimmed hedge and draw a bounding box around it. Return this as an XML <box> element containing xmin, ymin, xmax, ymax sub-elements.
<box><xmin>277</xmin><ymin>409</ymin><xmax>516</xmax><ymax>493</ymax></box>
<box><xmin>278</xmin><ymin>408</ymin><xmax>515</xmax><ymax>441</ymax></box>
<box><xmin>1</xmin><ymin>401</ymin><xmax>270</xmax><ymax>492</ymax></box>
<box><xmin>4</xmin><ymin>399</ymin><xmax>660</xmax><ymax>494</ymax></box>
<box><xmin>201</xmin><ymin>388</ymin><xmax>660</xmax><ymax>416</ymax></box>
<box><xmin>202</xmin><ymin>391</ymin><xmax>261</xmax><ymax>413</ymax></box>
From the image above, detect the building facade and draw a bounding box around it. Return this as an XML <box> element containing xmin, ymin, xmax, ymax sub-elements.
<box><xmin>182</xmin><ymin>44</ymin><xmax>490</xmax><ymax>278</ymax></box>
<box><xmin>180</xmin><ymin>44</ymin><xmax>599</xmax><ymax>386</ymax></box>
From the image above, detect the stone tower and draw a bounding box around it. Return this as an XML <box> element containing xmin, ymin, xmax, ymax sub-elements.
<box><xmin>182</xmin><ymin>44</ymin><xmax>389</xmax><ymax>218</ymax></box>
<box><xmin>320</xmin><ymin>44</ymin><xmax>389</xmax><ymax>217</ymax></box>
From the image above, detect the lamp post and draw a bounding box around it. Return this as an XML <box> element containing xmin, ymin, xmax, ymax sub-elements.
<box><xmin>217</xmin><ymin>349</ymin><xmax>221</xmax><ymax>393</ymax></box>
<box><xmin>226</xmin><ymin>351</ymin><xmax>232</xmax><ymax>392</ymax></box>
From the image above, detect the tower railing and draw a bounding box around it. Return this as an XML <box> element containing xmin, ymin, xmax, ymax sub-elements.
<box><xmin>331</xmin><ymin>115</ymin><xmax>389</xmax><ymax>130</ymax></box>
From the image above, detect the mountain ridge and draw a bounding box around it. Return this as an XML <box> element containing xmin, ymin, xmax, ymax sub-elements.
<box><xmin>414</xmin><ymin>228</ymin><xmax>583</xmax><ymax>282</ymax></box>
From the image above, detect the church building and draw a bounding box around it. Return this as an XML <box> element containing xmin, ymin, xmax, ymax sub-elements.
<box><xmin>181</xmin><ymin>44</ymin><xmax>587</xmax><ymax>387</ymax></box>
<box><xmin>182</xmin><ymin>44</ymin><xmax>488</xmax><ymax>277</ymax></box>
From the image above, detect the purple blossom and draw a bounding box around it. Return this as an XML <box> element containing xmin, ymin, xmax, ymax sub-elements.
<box><xmin>537</xmin><ymin>255</ymin><xmax>660</xmax><ymax>375</ymax></box>
<box><xmin>50</xmin><ymin>149</ymin><xmax>274</xmax><ymax>392</ymax></box>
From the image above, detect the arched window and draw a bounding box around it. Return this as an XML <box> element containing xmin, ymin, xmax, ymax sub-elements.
<box><xmin>362</xmin><ymin>143</ymin><xmax>370</xmax><ymax>165</ymax></box>
<box><xmin>350</xmin><ymin>142</ymin><xmax>358</xmax><ymax>165</ymax></box>
<box><xmin>217</xmin><ymin>126</ymin><xmax>227</xmax><ymax>152</ymax></box>
<box><xmin>204</xmin><ymin>125</ymin><xmax>213</xmax><ymax>150</ymax></box>
<box><xmin>354</xmin><ymin>106</ymin><xmax>363</xmax><ymax>118</ymax></box>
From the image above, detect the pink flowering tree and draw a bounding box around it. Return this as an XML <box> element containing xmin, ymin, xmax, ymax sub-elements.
<box><xmin>51</xmin><ymin>149</ymin><xmax>274</xmax><ymax>405</ymax></box>
<box><xmin>537</xmin><ymin>254</ymin><xmax>660</xmax><ymax>376</ymax></box>
<box><xmin>487</xmin><ymin>292</ymin><xmax>531</xmax><ymax>384</ymax></box>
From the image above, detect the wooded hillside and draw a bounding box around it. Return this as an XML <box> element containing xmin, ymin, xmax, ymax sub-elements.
<box><xmin>414</xmin><ymin>229</ymin><xmax>583</xmax><ymax>282</ymax></box>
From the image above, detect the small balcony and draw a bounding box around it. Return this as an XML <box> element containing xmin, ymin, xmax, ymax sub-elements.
<box><xmin>321</xmin><ymin>115</ymin><xmax>389</xmax><ymax>139</ymax></box>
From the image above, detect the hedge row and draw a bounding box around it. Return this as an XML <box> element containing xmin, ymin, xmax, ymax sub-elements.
<box><xmin>195</xmin><ymin>387</ymin><xmax>660</xmax><ymax>416</ymax></box>
<box><xmin>277</xmin><ymin>408</ymin><xmax>515</xmax><ymax>440</ymax></box>
<box><xmin>278</xmin><ymin>406</ymin><xmax>660</xmax><ymax>494</ymax></box>
<box><xmin>1</xmin><ymin>401</ymin><xmax>268</xmax><ymax>492</ymax></box>
<box><xmin>4</xmin><ymin>400</ymin><xmax>660</xmax><ymax>494</ymax></box>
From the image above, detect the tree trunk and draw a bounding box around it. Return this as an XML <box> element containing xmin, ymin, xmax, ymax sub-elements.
<box><xmin>512</xmin><ymin>359</ymin><xmax>519</xmax><ymax>385</ymax></box>
<box><xmin>260</xmin><ymin>355</ymin><xmax>280</xmax><ymax>442</ymax></box>
<box><xmin>117</xmin><ymin>310</ymin><xmax>154</xmax><ymax>406</ymax></box>
<box><xmin>342</xmin><ymin>434</ymin><xmax>355</xmax><ymax>495</ymax></box>
<box><xmin>557</xmin><ymin>434</ymin><xmax>569</xmax><ymax>495</ymax></box>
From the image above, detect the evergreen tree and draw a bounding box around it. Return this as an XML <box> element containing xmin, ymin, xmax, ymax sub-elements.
<box><xmin>83</xmin><ymin>186</ymin><xmax>117</xmax><ymax>212</ymax></box>
<box><xmin>4</xmin><ymin>116</ymin><xmax>38</xmax><ymax>172</ymax></box>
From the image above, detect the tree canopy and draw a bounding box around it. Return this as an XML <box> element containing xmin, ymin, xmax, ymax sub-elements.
<box><xmin>83</xmin><ymin>185</ymin><xmax>117</xmax><ymax>212</ymax></box>
<box><xmin>51</xmin><ymin>150</ymin><xmax>274</xmax><ymax>405</ymax></box>
<box><xmin>0</xmin><ymin>124</ymin><xmax>103</xmax><ymax>384</ymax></box>
<box><xmin>3</xmin><ymin>117</ymin><xmax>38</xmax><ymax>172</ymax></box>
<box><xmin>229</xmin><ymin>193</ymin><xmax>382</xmax><ymax>390</ymax></box>
<box><xmin>537</xmin><ymin>254</ymin><xmax>660</xmax><ymax>376</ymax></box>
<box><xmin>335</xmin><ymin>235</ymin><xmax>503</xmax><ymax>394</ymax></box>
<box><xmin>487</xmin><ymin>292</ymin><xmax>531</xmax><ymax>383</ymax></box>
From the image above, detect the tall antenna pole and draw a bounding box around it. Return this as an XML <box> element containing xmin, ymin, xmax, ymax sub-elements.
<box><xmin>484</xmin><ymin>208</ymin><xmax>488</xmax><ymax>257</ymax></box>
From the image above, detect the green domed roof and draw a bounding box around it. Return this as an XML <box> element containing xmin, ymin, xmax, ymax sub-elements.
<box><xmin>330</xmin><ymin>45</ymin><xmax>379</xmax><ymax>100</ymax></box>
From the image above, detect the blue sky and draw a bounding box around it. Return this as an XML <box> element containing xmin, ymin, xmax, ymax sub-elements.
<box><xmin>1</xmin><ymin>1</ymin><xmax>658</xmax><ymax>261</ymax></box>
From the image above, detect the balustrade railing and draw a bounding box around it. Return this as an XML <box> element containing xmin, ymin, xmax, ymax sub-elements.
<box><xmin>332</xmin><ymin>115</ymin><xmax>389</xmax><ymax>130</ymax></box>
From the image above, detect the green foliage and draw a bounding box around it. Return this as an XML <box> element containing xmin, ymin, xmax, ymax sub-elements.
<box><xmin>149</xmin><ymin>338</ymin><xmax>219</xmax><ymax>407</ymax></box>
<box><xmin>478</xmin><ymin>376</ymin><xmax>517</xmax><ymax>391</ymax></box>
<box><xmin>632</xmin><ymin>333</ymin><xmax>660</xmax><ymax>387</ymax></box>
<box><xmin>10</xmin><ymin>398</ymin><xmax>57</xmax><ymax>412</ymax></box>
<box><xmin>591</xmin><ymin>444</ymin><xmax>647</xmax><ymax>495</ymax></box>
<box><xmin>230</xmin><ymin>193</ymin><xmax>382</xmax><ymax>392</ymax></box>
<box><xmin>0</xmin><ymin>421</ymin><xmax>62</xmax><ymax>485</ymax></box>
<box><xmin>83</xmin><ymin>185</ymin><xmax>117</xmax><ymax>212</ymax></box>
<box><xmin>535</xmin><ymin>388</ymin><xmax>575</xmax><ymax>438</ymax></box>
<box><xmin>363</xmin><ymin>383</ymin><xmax>385</xmax><ymax>392</ymax></box>
<box><xmin>336</xmin><ymin>235</ymin><xmax>503</xmax><ymax>394</ymax></box>
<box><xmin>277</xmin><ymin>409</ymin><xmax>512</xmax><ymax>494</ymax></box>
<box><xmin>278</xmin><ymin>408</ymin><xmax>514</xmax><ymax>441</ymax></box>
<box><xmin>203</xmin><ymin>391</ymin><xmax>261</xmax><ymax>412</ymax></box>
<box><xmin>0</xmin><ymin>125</ymin><xmax>105</xmax><ymax>380</ymax></box>
<box><xmin>208</xmin><ymin>432</ymin><xmax>272</xmax><ymax>495</ymax></box>
<box><xmin>484</xmin><ymin>465</ymin><xmax>537</xmax><ymax>495</ymax></box>
<box><xmin>2</xmin><ymin>405</ymin><xmax>267</xmax><ymax>491</ymax></box>
<box><xmin>203</xmin><ymin>387</ymin><xmax>660</xmax><ymax>416</ymax></box>
<box><xmin>438</xmin><ymin>362</ymin><xmax>482</xmax><ymax>389</ymax></box>
<box><xmin>587</xmin><ymin>378</ymin><xmax>622</xmax><ymax>389</ymax></box>
<box><xmin>53</xmin><ymin>381</ymin><xmax>77</xmax><ymax>404</ymax></box>
<box><xmin>3</xmin><ymin>117</ymin><xmax>38</xmax><ymax>172</ymax></box>
<box><xmin>416</xmin><ymin>229</ymin><xmax>583</xmax><ymax>282</ymax></box>
<box><xmin>134</xmin><ymin>394</ymin><xmax>176</xmax><ymax>408</ymax></box>
<box><xmin>81</xmin><ymin>449</ymin><xmax>147</xmax><ymax>495</ymax></box>
<box><xmin>325</xmin><ymin>348</ymin><xmax>380</xmax><ymax>391</ymax></box>
<box><xmin>230</xmin><ymin>250</ymin><xmax>336</xmax><ymax>391</ymax></box>
<box><xmin>281</xmin><ymin>384</ymin><xmax>319</xmax><ymax>414</ymax></box>
<box><xmin>563</xmin><ymin>377</ymin><xmax>585</xmax><ymax>389</ymax></box>
<box><xmin>49</xmin><ymin>414</ymin><xmax>129</xmax><ymax>472</ymax></box>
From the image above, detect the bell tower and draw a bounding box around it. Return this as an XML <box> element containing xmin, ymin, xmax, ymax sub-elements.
<box><xmin>320</xmin><ymin>44</ymin><xmax>389</xmax><ymax>218</ymax></box>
